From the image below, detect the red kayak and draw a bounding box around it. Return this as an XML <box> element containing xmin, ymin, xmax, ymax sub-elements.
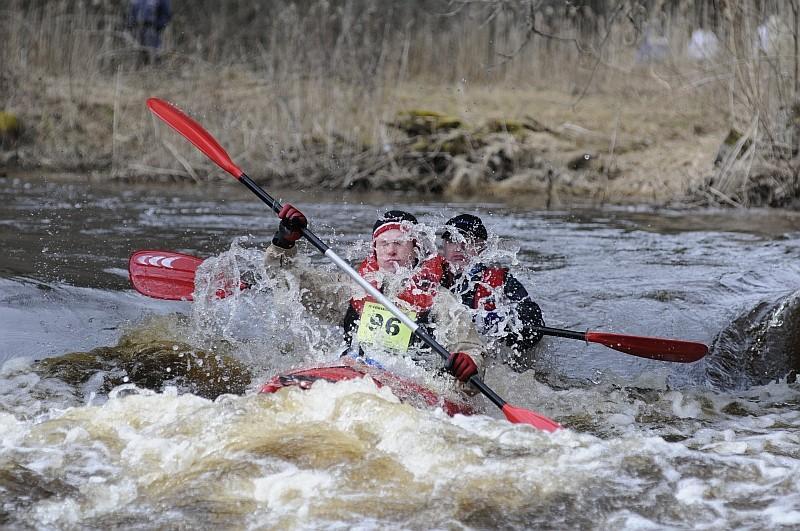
<box><xmin>259</xmin><ymin>359</ymin><xmax>475</xmax><ymax>417</ymax></box>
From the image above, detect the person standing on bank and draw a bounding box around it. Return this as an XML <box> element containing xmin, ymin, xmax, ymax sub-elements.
<box><xmin>440</xmin><ymin>214</ymin><xmax>545</xmax><ymax>371</ymax></box>
<box><xmin>264</xmin><ymin>206</ymin><xmax>486</xmax><ymax>388</ymax></box>
<box><xmin>126</xmin><ymin>0</ymin><xmax>172</xmax><ymax>65</ymax></box>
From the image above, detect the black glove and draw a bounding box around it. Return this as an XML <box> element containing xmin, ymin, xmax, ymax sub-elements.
<box><xmin>272</xmin><ymin>203</ymin><xmax>307</xmax><ymax>249</ymax></box>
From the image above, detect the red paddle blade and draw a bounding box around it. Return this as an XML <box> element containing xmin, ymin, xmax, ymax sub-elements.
<box><xmin>146</xmin><ymin>98</ymin><xmax>244</xmax><ymax>180</ymax></box>
<box><xmin>128</xmin><ymin>250</ymin><xmax>203</xmax><ymax>301</ymax></box>
<box><xmin>585</xmin><ymin>331</ymin><xmax>708</xmax><ymax>363</ymax></box>
<box><xmin>501</xmin><ymin>404</ymin><xmax>562</xmax><ymax>432</ymax></box>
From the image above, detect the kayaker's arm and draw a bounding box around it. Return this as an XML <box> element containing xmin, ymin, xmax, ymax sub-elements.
<box><xmin>513</xmin><ymin>298</ymin><xmax>545</xmax><ymax>347</ymax></box>
<box><xmin>501</xmin><ymin>273</ymin><xmax>546</xmax><ymax>371</ymax></box>
<box><xmin>431</xmin><ymin>288</ymin><xmax>486</xmax><ymax>381</ymax></box>
<box><xmin>264</xmin><ymin>203</ymin><xmax>362</xmax><ymax>323</ymax></box>
<box><xmin>264</xmin><ymin>244</ymin><xmax>359</xmax><ymax>323</ymax></box>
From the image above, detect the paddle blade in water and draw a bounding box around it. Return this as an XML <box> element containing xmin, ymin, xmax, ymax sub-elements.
<box><xmin>585</xmin><ymin>331</ymin><xmax>708</xmax><ymax>363</ymax></box>
<box><xmin>128</xmin><ymin>250</ymin><xmax>203</xmax><ymax>301</ymax></box>
<box><xmin>501</xmin><ymin>404</ymin><xmax>562</xmax><ymax>432</ymax></box>
<box><xmin>146</xmin><ymin>98</ymin><xmax>244</xmax><ymax>179</ymax></box>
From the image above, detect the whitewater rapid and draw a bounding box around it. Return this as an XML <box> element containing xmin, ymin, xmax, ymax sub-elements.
<box><xmin>2</xmin><ymin>178</ymin><xmax>800</xmax><ymax>528</ymax></box>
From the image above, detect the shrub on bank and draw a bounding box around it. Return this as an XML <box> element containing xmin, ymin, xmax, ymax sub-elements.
<box><xmin>0</xmin><ymin>111</ymin><xmax>21</xmax><ymax>146</ymax></box>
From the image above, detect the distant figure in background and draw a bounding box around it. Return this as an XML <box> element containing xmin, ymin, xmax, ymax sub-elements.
<box><xmin>687</xmin><ymin>29</ymin><xmax>719</xmax><ymax>61</ymax></box>
<box><xmin>635</xmin><ymin>27</ymin><xmax>670</xmax><ymax>64</ymax></box>
<box><xmin>126</xmin><ymin>0</ymin><xmax>172</xmax><ymax>65</ymax></box>
<box><xmin>439</xmin><ymin>214</ymin><xmax>546</xmax><ymax>372</ymax></box>
<box><xmin>756</xmin><ymin>15</ymin><xmax>791</xmax><ymax>56</ymax></box>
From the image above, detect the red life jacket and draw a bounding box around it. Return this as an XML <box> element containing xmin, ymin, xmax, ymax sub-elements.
<box><xmin>472</xmin><ymin>267</ymin><xmax>507</xmax><ymax>311</ymax></box>
<box><xmin>350</xmin><ymin>254</ymin><xmax>445</xmax><ymax>314</ymax></box>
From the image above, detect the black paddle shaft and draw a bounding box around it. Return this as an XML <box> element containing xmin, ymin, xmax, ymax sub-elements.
<box><xmin>240</xmin><ymin>174</ymin><xmax>329</xmax><ymax>253</ymax></box>
<box><xmin>414</xmin><ymin>327</ymin><xmax>507</xmax><ymax>409</ymax></box>
<box><xmin>531</xmin><ymin>325</ymin><xmax>587</xmax><ymax>341</ymax></box>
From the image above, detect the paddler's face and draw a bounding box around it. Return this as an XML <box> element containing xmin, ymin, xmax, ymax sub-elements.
<box><xmin>374</xmin><ymin>229</ymin><xmax>415</xmax><ymax>272</ymax></box>
<box><xmin>442</xmin><ymin>236</ymin><xmax>483</xmax><ymax>272</ymax></box>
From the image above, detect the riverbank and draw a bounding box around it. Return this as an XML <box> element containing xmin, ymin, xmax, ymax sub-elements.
<box><xmin>9</xmin><ymin>1</ymin><xmax>800</xmax><ymax>208</ymax></box>
<box><xmin>0</xmin><ymin>69</ymin><xmax>728</xmax><ymax>207</ymax></box>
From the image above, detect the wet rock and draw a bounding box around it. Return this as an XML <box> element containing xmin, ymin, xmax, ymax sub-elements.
<box><xmin>704</xmin><ymin>290</ymin><xmax>800</xmax><ymax>390</ymax></box>
<box><xmin>34</xmin><ymin>333</ymin><xmax>252</xmax><ymax>400</ymax></box>
<box><xmin>720</xmin><ymin>401</ymin><xmax>751</xmax><ymax>416</ymax></box>
<box><xmin>0</xmin><ymin>463</ymin><xmax>76</xmax><ymax>522</ymax></box>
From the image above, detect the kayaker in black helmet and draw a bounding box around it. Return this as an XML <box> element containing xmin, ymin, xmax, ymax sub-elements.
<box><xmin>265</xmin><ymin>205</ymin><xmax>486</xmax><ymax>387</ymax></box>
<box><xmin>440</xmin><ymin>214</ymin><xmax>545</xmax><ymax>372</ymax></box>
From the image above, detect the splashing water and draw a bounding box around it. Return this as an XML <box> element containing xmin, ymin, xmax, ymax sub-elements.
<box><xmin>3</xmin><ymin>180</ymin><xmax>800</xmax><ymax>528</ymax></box>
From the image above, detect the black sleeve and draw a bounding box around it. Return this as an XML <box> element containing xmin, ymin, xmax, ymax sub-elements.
<box><xmin>342</xmin><ymin>304</ymin><xmax>360</xmax><ymax>346</ymax></box>
<box><xmin>503</xmin><ymin>273</ymin><xmax>545</xmax><ymax>351</ymax></box>
<box><xmin>440</xmin><ymin>262</ymin><xmax>454</xmax><ymax>289</ymax></box>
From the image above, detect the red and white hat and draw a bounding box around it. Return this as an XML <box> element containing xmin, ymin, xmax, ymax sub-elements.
<box><xmin>372</xmin><ymin>210</ymin><xmax>418</xmax><ymax>240</ymax></box>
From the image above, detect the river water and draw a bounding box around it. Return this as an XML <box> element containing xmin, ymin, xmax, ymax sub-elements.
<box><xmin>2</xmin><ymin>176</ymin><xmax>800</xmax><ymax>529</ymax></box>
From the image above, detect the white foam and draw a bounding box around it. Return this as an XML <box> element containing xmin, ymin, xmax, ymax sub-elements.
<box><xmin>675</xmin><ymin>477</ymin><xmax>707</xmax><ymax>503</ymax></box>
<box><xmin>33</xmin><ymin>497</ymin><xmax>81</xmax><ymax>526</ymax></box>
<box><xmin>668</xmin><ymin>391</ymin><xmax>702</xmax><ymax>418</ymax></box>
<box><xmin>252</xmin><ymin>467</ymin><xmax>335</xmax><ymax>518</ymax></box>
<box><xmin>767</xmin><ymin>506</ymin><xmax>800</xmax><ymax>526</ymax></box>
<box><xmin>0</xmin><ymin>411</ymin><xmax>24</xmax><ymax>447</ymax></box>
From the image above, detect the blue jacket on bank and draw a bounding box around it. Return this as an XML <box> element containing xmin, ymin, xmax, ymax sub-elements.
<box><xmin>127</xmin><ymin>0</ymin><xmax>172</xmax><ymax>49</ymax></box>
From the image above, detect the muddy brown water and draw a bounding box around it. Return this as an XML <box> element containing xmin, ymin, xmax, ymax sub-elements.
<box><xmin>1</xmin><ymin>175</ymin><xmax>800</xmax><ymax>529</ymax></box>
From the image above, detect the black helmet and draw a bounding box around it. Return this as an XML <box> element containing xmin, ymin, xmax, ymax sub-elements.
<box><xmin>442</xmin><ymin>214</ymin><xmax>487</xmax><ymax>242</ymax></box>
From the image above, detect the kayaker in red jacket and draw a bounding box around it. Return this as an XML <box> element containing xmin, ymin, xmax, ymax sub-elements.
<box><xmin>440</xmin><ymin>214</ymin><xmax>545</xmax><ymax>371</ymax></box>
<box><xmin>264</xmin><ymin>206</ymin><xmax>485</xmax><ymax>386</ymax></box>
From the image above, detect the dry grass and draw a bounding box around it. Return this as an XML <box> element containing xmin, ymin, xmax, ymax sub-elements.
<box><xmin>3</xmin><ymin>0</ymin><xmax>792</xmax><ymax>204</ymax></box>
